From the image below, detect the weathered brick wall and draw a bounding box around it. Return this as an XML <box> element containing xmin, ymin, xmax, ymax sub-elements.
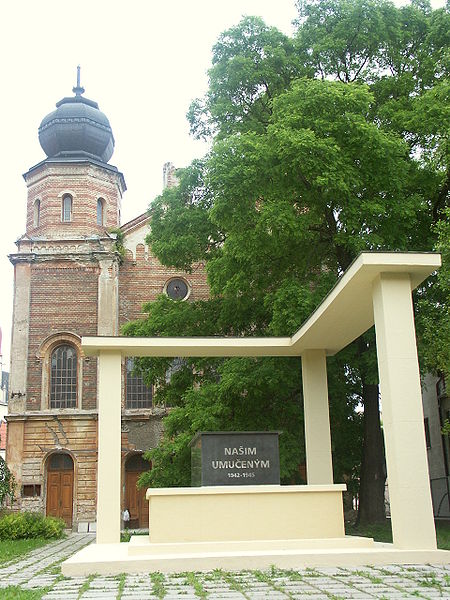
<box><xmin>9</xmin><ymin>155</ymin><xmax>210</xmax><ymax>528</ymax></box>
<box><xmin>27</xmin><ymin>261</ymin><xmax>99</xmax><ymax>411</ymax></box>
<box><xmin>119</xmin><ymin>223</ymin><xmax>209</xmax><ymax>327</ymax></box>
<box><xmin>122</xmin><ymin>416</ymin><xmax>164</xmax><ymax>452</ymax></box>
<box><xmin>19</xmin><ymin>416</ymin><xmax>98</xmax><ymax>523</ymax></box>
<box><xmin>24</xmin><ymin>162</ymin><xmax>124</xmax><ymax>239</ymax></box>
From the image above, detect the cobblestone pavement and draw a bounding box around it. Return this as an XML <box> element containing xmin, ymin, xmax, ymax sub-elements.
<box><xmin>0</xmin><ymin>534</ymin><xmax>450</xmax><ymax>599</ymax></box>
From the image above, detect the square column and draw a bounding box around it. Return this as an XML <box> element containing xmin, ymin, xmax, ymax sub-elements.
<box><xmin>373</xmin><ymin>273</ymin><xmax>436</xmax><ymax>550</ymax></box>
<box><xmin>302</xmin><ymin>349</ymin><xmax>333</xmax><ymax>484</ymax></box>
<box><xmin>96</xmin><ymin>350</ymin><xmax>122</xmax><ymax>544</ymax></box>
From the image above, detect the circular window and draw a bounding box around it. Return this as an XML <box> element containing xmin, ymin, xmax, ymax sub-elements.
<box><xmin>165</xmin><ymin>278</ymin><xmax>190</xmax><ymax>301</ymax></box>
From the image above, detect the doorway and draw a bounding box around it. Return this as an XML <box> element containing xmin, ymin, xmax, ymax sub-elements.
<box><xmin>124</xmin><ymin>454</ymin><xmax>150</xmax><ymax>529</ymax></box>
<box><xmin>46</xmin><ymin>453</ymin><xmax>74</xmax><ymax>527</ymax></box>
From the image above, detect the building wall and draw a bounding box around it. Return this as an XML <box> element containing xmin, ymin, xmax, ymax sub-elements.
<box><xmin>27</xmin><ymin>261</ymin><xmax>99</xmax><ymax>411</ymax></box>
<box><xmin>119</xmin><ymin>218</ymin><xmax>209</xmax><ymax>326</ymax></box>
<box><xmin>423</xmin><ymin>374</ymin><xmax>447</xmax><ymax>481</ymax></box>
<box><xmin>422</xmin><ymin>374</ymin><xmax>450</xmax><ymax>518</ymax></box>
<box><xmin>7</xmin><ymin>155</ymin><xmax>209</xmax><ymax>530</ymax></box>
<box><xmin>24</xmin><ymin>162</ymin><xmax>123</xmax><ymax>239</ymax></box>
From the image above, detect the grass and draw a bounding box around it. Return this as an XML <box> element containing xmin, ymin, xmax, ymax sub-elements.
<box><xmin>0</xmin><ymin>587</ymin><xmax>48</xmax><ymax>599</ymax></box>
<box><xmin>0</xmin><ymin>538</ymin><xmax>54</xmax><ymax>565</ymax></box>
<box><xmin>346</xmin><ymin>518</ymin><xmax>450</xmax><ymax>550</ymax></box>
<box><xmin>120</xmin><ymin>530</ymin><xmax>148</xmax><ymax>542</ymax></box>
<box><xmin>150</xmin><ymin>571</ymin><xmax>166</xmax><ymax>599</ymax></box>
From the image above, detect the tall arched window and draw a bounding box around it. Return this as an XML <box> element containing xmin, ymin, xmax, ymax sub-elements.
<box><xmin>126</xmin><ymin>358</ymin><xmax>153</xmax><ymax>409</ymax></box>
<box><xmin>50</xmin><ymin>345</ymin><xmax>77</xmax><ymax>408</ymax></box>
<box><xmin>97</xmin><ymin>198</ymin><xmax>105</xmax><ymax>225</ymax></box>
<box><xmin>62</xmin><ymin>195</ymin><xmax>73</xmax><ymax>222</ymax></box>
<box><xmin>33</xmin><ymin>199</ymin><xmax>40</xmax><ymax>227</ymax></box>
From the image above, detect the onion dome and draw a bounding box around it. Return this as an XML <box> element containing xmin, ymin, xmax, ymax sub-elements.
<box><xmin>38</xmin><ymin>67</ymin><xmax>114</xmax><ymax>163</ymax></box>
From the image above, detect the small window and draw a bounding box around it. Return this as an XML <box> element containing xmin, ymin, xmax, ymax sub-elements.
<box><xmin>22</xmin><ymin>484</ymin><xmax>41</xmax><ymax>497</ymax></box>
<box><xmin>33</xmin><ymin>199</ymin><xmax>40</xmax><ymax>227</ymax></box>
<box><xmin>62</xmin><ymin>195</ymin><xmax>73</xmax><ymax>222</ymax></box>
<box><xmin>424</xmin><ymin>417</ymin><xmax>431</xmax><ymax>449</ymax></box>
<box><xmin>50</xmin><ymin>345</ymin><xmax>77</xmax><ymax>408</ymax></box>
<box><xmin>97</xmin><ymin>198</ymin><xmax>105</xmax><ymax>226</ymax></box>
<box><xmin>165</xmin><ymin>278</ymin><xmax>190</xmax><ymax>301</ymax></box>
<box><xmin>126</xmin><ymin>358</ymin><xmax>153</xmax><ymax>409</ymax></box>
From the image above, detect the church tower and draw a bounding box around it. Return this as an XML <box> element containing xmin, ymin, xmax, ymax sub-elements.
<box><xmin>6</xmin><ymin>72</ymin><xmax>209</xmax><ymax>531</ymax></box>
<box><xmin>7</xmin><ymin>72</ymin><xmax>126</xmax><ymax>529</ymax></box>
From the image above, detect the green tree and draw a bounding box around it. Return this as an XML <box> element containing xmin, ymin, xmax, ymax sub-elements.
<box><xmin>127</xmin><ymin>1</ymin><xmax>448</xmax><ymax>524</ymax></box>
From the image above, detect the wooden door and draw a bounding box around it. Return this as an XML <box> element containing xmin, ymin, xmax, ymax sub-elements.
<box><xmin>46</xmin><ymin>470</ymin><xmax>73</xmax><ymax>527</ymax></box>
<box><xmin>125</xmin><ymin>471</ymin><xmax>149</xmax><ymax>528</ymax></box>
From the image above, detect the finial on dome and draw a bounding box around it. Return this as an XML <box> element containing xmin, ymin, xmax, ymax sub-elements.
<box><xmin>72</xmin><ymin>65</ymin><xmax>85</xmax><ymax>96</ymax></box>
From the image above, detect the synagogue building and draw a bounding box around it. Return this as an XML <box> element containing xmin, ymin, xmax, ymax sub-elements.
<box><xmin>6</xmin><ymin>80</ymin><xmax>208</xmax><ymax>531</ymax></box>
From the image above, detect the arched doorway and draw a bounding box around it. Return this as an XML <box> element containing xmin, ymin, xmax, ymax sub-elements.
<box><xmin>46</xmin><ymin>453</ymin><xmax>74</xmax><ymax>527</ymax></box>
<box><xmin>124</xmin><ymin>454</ymin><xmax>150</xmax><ymax>529</ymax></box>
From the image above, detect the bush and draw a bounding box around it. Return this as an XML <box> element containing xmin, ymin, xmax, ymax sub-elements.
<box><xmin>0</xmin><ymin>457</ymin><xmax>15</xmax><ymax>507</ymax></box>
<box><xmin>0</xmin><ymin>512</ymin><xmax>65</xmax><ymax>540</ymax></box>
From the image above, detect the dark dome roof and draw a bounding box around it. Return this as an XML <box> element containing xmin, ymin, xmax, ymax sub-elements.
<box><xmin>38</xmin><ymin>90</ymin><xmax>115</xmax><ymax>163</ymax></box>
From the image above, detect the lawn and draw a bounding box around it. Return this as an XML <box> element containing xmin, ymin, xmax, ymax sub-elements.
<box><xmin>347</xmin><ymin>519</ymin><xmax>450</xmax><ymax>550</ymax></box>
<box><xmin>0</xmin><ymin>586</ymin><xmax>48</xmax><ymax>599</ymax></box>
<box><xmin>0</xmin><ymin>538</ymin><xmax>54</xmax><ymax>565</ymax></box>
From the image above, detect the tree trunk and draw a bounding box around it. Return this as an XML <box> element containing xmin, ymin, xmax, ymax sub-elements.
<box><xmin>357</xmin><ymin>382</ymin><xmax>387</xmax><ymax>524</ymax></box>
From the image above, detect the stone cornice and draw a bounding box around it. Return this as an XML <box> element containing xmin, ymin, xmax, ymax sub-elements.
<box><xmin>9</xmin><ymin>249</ymin><xmax>119</xmax><ymax>266</ymax></box>
<box><xmin>6</xmin><ymin>410</ymin><xmax>99</xmax><ymax>422</ymax></box>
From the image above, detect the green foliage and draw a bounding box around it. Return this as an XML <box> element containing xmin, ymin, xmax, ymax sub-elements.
<box><xmin>188</xmin><ymin>16</ymin><xmax>306</xmax><ymax>140</ymax></box>
<box><xmin>347</xmin><ymin>520</ymin><xmax>450</xmax><ymax>551</ymax></box>
<box><xmin>0</xmin><ymin>512</ymin><xmax>65</xmax><ymax>540</ymax></box>
<box><xmin>0</xmin><ymin>457</ymin><xmax>16</xmax><ymax>507</ymax></box>
<box><xmin>442</xmin><ymin>419</ymin><xmax>450</xmax><ymax>437</ymax></box>
<box><xmin>416</xmin><ymin>208</ymin><xmax>450</xmax><ymax>377</ymax></box>
<box><xmin>109</xmin><ymin>227</ymin><xmax>126</xmax><ymax>264</ymax></box>
<box><xmin>0</xmin><ymin>587</ymin><xmax>48</xmax><ymax>600</ymax></box>
<box><xmin>127</xmin><ymin>1</ymin><xmax>448</xmax><ymax>515</ymax></box>
<box><xmin>147</xmin><ymin>161</ymin><xmax>220</xmax><ymax>272</ymax></box>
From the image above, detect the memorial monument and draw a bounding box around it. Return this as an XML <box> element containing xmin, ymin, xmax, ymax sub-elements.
<box><xmin>190</xmin><ymin>431</ymin><xmax>280</xmax><ymax>486</ymax></box>
<box><xmin>62</xmin><ymin>252</ymin><xmax>450</xmax><ymax>575</ymax></box>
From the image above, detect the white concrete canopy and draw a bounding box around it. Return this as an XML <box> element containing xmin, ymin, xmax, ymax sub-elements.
<box><xmin>71</xmin><ymin>252</ymin><xmax>448</xmax><ymax>574</ymax></box>
<box><xmin>83</xmin><ymin>252</ymin><xmax>440</xmax><ymax>359</ymax></box>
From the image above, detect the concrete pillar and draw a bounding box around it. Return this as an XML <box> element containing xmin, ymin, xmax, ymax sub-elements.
<box><xmin>96</xmin><ymin>350</ymin><xmax>122</xmax><ymax>544</ymax></box>
<box><xmin>373</xmin><ymin>273</ymin><xmax>436</xmax><ymax>549</ymax></box>
<box><xmin>302</xmin><ymin>349</ymin><xmax>333</xmax><ymax>485</ymax></box>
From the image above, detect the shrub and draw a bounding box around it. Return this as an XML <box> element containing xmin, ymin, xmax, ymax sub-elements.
<box><xmin>0</xmin><ymin>458</ymin><xmax>15</xmax><ymax>507</ymax></box>
<box><xmin>0</xmin><ymin>512</ymin><xmax>65</xmax><ymax>540</ymax></box>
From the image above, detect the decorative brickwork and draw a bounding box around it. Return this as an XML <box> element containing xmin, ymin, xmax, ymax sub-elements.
<box><xmin>24</xmin><ymin>162</ymin><xmax>125</xmax><ymax>239</ymax></box>
<box><xmin>7</xmin><ymin>88</ymin><xmax>209</xmax><ymax>530</ymax></box>
<box><xmin>119</xmin><ymin>217</ymin><xmax>209</xmax><ymax>325</ymax></box>
<box><xmin>8</xmin><ymin>158</ymin><xmax>209</xmax><ymax>530</ymax></box>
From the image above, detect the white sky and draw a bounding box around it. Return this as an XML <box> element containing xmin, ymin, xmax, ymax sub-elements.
<box><xmin>0</xmin><ymin>0</ymin><xmax>444</xmax><ymax>369</ymax></box>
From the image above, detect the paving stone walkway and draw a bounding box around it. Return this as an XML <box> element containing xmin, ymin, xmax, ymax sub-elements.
<box><xmin>0</xmin><ymin>534</ymin><xmax>450</xmax><ymax>599</ymax></box>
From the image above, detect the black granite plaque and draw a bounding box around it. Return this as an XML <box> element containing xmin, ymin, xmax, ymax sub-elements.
<box><xmin>190</xmin><ymin>432</ymin><xmax>280</xmax><ymax>486</ymax></box>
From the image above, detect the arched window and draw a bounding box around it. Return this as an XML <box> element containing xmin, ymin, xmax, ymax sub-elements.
<box><xmin>126</xmin><ymin>358</ymin><xmax>152</xmax><ymax>409</ymax></box>
<box><xmin>62</xmin><ymin>195</ymin><xmax>72</xmax><ymax>222</ymax></box>
<box><xmin>50</xmin><ymin>345</ymin><xmax>77</xmax><ymax>408</ymax></box>
<box><xmin>97</xmin><ymin>198</ymin><xmax>105</xmax><ymax>225</ymax></box>
<box><xmin>33</xmin><ymin>199</ymin><xmax>40</xmax><ymax>227</ymax></box>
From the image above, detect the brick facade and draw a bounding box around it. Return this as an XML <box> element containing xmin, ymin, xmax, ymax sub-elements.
<box><xmin>7</xmin><ymin>154</ymin><xmax>208</xmax><ymax>530</ymax></box>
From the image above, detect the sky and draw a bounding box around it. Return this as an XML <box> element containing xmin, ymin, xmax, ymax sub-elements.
<box><xmin>0</xmin><ymin>0</ymin><xmax>445</xmax><ymax>369</ymax></box>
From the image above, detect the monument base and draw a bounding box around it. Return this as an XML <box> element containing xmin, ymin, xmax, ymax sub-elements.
<box><xmin>61</xmin><ymin>484</ymin><xmax>450</xmax><ymax>575</ymax></box>
<box><xmin>62</xmin><ymin>538</ymin><xmax>450</xmax><ymax>576</ymax></box>
<box><xmin>146</xmin><ymin>484</ymin><xmax>347</xmax><ymax>543</ymax></box>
